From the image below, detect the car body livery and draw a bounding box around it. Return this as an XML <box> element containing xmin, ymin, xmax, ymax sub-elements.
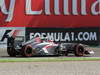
<box><xmin>7</xmin><ymin>36</ymin><xmax>94</xmax><ymax>57</ymax></box>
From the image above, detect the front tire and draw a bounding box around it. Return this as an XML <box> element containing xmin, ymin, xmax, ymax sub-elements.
<box><xmin>74</xmin><ymin>44</ymin><xmax>85</xmax><ymax>56</ymax></box>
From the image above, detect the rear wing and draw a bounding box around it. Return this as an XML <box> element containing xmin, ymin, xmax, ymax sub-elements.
<box><xmin>7</xmin><ymin>36</ymin><xmax>24</xmax><ymax>48</ymax></box>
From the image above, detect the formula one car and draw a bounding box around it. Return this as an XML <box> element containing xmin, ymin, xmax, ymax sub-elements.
<box><xmin>7</xmin><ymin>36</ymin><xmax>94</xmax><ymax>57</ymax></box>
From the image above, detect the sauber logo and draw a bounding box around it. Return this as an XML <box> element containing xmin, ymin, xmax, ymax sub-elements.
<box><xmin>0</xmin><ymin>0</ymin><xmax>100</xmax><ymax>22</ymax></box>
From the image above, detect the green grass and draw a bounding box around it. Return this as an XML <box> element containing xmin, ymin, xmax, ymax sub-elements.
<box><xmin>0</xmin><ymin>57</ymin><xmax>100</xmax><ymax>62</ymax></box>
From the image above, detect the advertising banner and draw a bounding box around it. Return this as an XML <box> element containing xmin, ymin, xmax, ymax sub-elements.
<box><xmin>0</xmin><ymin>0</ymin><xmax>100</xmax><ymax>28</ymax></box>
<box><xmin>26</xmin><ymin>27</ymin><xmax>100</xmax><ymax>46</ymax></box>
<box><xmin>0</xmin><ymin>0</ymin><xmax>100</xmax><ymax>46</ymax></box>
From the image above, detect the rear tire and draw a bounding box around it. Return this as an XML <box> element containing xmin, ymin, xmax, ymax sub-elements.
<box><xmin>21</xmin><ymin>45</ymin><xmax>34</xmax><ymax>57</ymax></box>
<box><xmin>7</xmin><ymin>47</ymin><xmax>16</xmax><ymax>57</ymax></box>
<box><xmin>74</xmin><ymin>44</ymin><xmax>85</xmax><ymax>56</ymax></box>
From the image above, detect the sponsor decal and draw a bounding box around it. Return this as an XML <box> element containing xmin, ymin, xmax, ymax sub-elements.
<box><xmin>26</xmin><ymin>27</ymin><xmax>100</xmax><ymax>46</ymax></box>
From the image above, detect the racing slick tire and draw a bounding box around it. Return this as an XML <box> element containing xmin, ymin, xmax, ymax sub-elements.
<box><xmin>21</xmin><ymin>45</ymin><xmax>35</xmax><ymax>57</ymax></box>
<box><xmin>7</xmin><ymin>47</ymin><xmax>16</xmax><ymax>57</ymax></box>
<box><xmin>74</xmin><ymin>44</ymin><xmax>85</xmax><ymax>56</ymax></box>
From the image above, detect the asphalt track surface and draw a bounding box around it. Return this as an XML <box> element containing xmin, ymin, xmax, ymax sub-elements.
<box><xmin>0</xmin><ymin>47</ymin><xmax>100</xmax><ymax>75</ymax></box>
<box><xmin>0</xmin><ymin>61</ymin><xmax>100</xmax><ymax>75</ymax></box>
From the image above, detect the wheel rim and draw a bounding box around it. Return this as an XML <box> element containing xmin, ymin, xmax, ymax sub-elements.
<box><xmin>25</xmin><ymin>46</ymin><xmax>33</xmax><ymax>57</ymax></box>
<box><xmin>76</xmin><ymin>45</ymin><xmax>84</xmax><ymax>56</ymax></box>
<box><xmin>78</xmin><ymin>46</ymin><xmax>84</xmax><ymax>55</ymax></box>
